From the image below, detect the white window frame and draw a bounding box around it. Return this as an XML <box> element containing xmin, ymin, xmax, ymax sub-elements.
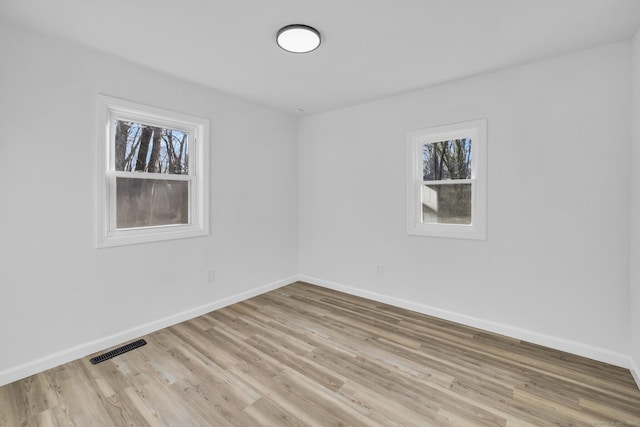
<box><xmin>97</xmin><ymin>95</ymin><xmax>210</xmax><ymax>248</ymax></box>
<box><xmin>406</xmin><ymin>119</ymin><xmax>487</xmax><ymax>240</ymax></box>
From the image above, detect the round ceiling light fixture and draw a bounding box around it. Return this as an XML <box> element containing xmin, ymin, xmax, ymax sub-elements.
<box><xmin>276</xmin><ymin>24</ymin><xmax>321</xmax><ymax>53</ymax></box>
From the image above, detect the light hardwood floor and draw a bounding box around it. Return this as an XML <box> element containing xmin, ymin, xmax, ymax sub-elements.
<box><xmin>1</xmin><ymin>282</ymin><xmax>639</xmax><ymax>426</ymax></box>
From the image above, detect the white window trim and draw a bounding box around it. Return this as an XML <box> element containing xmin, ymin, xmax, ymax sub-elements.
<box><xmin>97</xmin><ymin>95</ymin><xmax>210</xmax><ymax>248</ymax></box>
<box><xmin>406</xmin><ymin>119</ymin><xmax>487</xmax><ymax>240</ymax></box>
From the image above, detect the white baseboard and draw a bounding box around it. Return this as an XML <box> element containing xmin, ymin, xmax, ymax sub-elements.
<box><xmin>630</xmin><ymin>356</ymin><xmax>640</xmax><ymax>390</ymax></box>
<box><xmin>0</xmin><ymin>276</ymin><xmax>297</xmax><ymax>387</ymax></box>
<box><xmin>299</xmin><ymin>275</ymin><xmax>632</xmax><ymax>370</ymax></box>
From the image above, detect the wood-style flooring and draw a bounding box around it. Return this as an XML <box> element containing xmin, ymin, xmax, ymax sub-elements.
<box><xmin>1</xmin><ymin>282</ymin><xmax>639</xmax><ymax>426</ymax></box>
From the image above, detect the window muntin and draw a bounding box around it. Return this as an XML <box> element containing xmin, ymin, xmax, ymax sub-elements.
<box><xmin>406</xmin><ymin>119</ymin><xmax>486</xmax><ymax>240</ymax></box>
<box><xmin>98</xmin><ymin>95</ymin><xmax>209</xmax><ymax>247</ymax></box>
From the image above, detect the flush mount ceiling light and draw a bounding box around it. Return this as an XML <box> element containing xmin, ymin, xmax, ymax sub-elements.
<box><xmin>276</xmin><ymin>24</ymin><xmax>321</xmax><ymax>53</ymax></box>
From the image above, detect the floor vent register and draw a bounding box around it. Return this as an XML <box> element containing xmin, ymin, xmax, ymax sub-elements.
<box><xmin>90</xmin><ymin>339</ymin><xmax>147</xmax><ymax>365</ymax></box>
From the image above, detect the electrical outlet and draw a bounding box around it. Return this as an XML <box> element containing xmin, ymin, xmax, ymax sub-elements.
<box><xmin>206</xmin><ymin>268</ymin><xmax>215</xmax><ymax>283</ymax></box>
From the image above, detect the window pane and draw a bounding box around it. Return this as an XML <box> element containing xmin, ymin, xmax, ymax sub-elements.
<box><xmin>114</xmin><ymin>120</ymin><xmax>189</xmax><ymax>175</ymax></box>
<box><xmin>423</xmin><ymin>139</ymin><xmax>472</xmax><ymax>181</ymax></box>
<box><xmin>116</xmin><ymin>178</ymin><xmax>189</xmax><ymax>229</ymax></box>
<box><xmin>422</xmin><ymin>183</ymin><xmax>471</xmax><ymax>224</ymax></box>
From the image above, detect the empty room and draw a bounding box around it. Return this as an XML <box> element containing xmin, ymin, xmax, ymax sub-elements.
<box><xmin>2</xmin><ymin>0</ymin><xmax>640</xmax><ymax>425</ymax></box>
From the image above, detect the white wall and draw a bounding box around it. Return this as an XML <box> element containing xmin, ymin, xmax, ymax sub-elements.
<box><xmin>0</xmin><ymin>21</ymin><xmax>299</xmax><ymax>385</ymax></box>
<box><xmin>299</xmin><ymin>42</ymin><xmax>632</xmax><ymax>365</ymax></box>
<box><xmin>1</xmin><ymin>17</ymin><xmax>637</xmax><ymax>387</ymax></box>
<box><xmin>630</xmin><ymin>28</ymin><xmax>640</xmax><ymax>383</ymax></box>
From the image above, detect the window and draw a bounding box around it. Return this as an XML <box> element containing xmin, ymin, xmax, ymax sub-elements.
<box><xmin>97</xmin><ymin>95</ymin><xmax>209</xmax><ymax>247</ymax></box>
<box><xmin>406</xmin><ymin>119</ymin><xmax>487</xmax><ymax>240</ymax></box>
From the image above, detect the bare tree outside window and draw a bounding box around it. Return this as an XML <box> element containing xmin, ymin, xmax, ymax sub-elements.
<box><xmin>114</xmin><ymin>120</ymin><xmax>190</xmax><ymax>229</ymax></box>
<box><xmin>422</xmin><ymin>139</ymin><xmax>472</xmax><ymax>224</ymax></box>
<box><xmin>114</xmin><ymin>121</ymin><xmax>189</xmax><ymax>175</ymax></box>
<box><xmin>423</xmin><ymin>139</ymin><xmax>472</xmax><ymax>181</ymax></box>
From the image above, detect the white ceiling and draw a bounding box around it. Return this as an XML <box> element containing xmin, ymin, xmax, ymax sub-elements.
<box><xmin>2</xmin><ymin>0</ymin><xmax>640</xmax><ymax>114</ymax></box>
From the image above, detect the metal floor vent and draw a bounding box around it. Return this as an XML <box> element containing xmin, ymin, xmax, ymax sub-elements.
<box><xmin>90</xmin><ymin>339</ymin><xmax>147</xmax><ymax>365</ymax></box>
